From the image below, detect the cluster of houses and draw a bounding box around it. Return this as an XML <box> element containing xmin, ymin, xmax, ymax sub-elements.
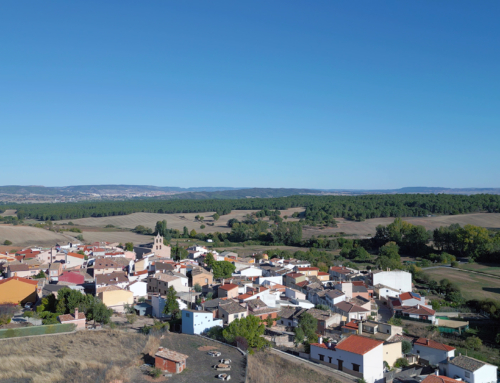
<box><xmin>0</xmin><ymin>238</ymin><xmax>496</xmax><ymax>383</ymax></box>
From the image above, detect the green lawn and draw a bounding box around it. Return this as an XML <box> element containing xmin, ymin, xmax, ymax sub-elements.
<box><xmin>459</xmin><ymin>263</ymin><xmax>500</xmax><ymax>277</ymax></box>
<box><xmin>423</xmin><ymin>267</ymin><xmax>500</xmax><ymax>301</ymax></box>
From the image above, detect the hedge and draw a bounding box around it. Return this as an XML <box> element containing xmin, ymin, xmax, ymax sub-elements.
<box><xmin>0</xmin><ymin>323</ymin><xmax>76</xmax><ymax>339</ymax></box>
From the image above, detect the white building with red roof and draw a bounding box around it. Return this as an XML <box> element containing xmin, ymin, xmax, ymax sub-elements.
<box><xmin>57</xmin><ymin>308</ymin><xmax>86</xmax><ymax>330</ymax></box>
<box><xmin>412</xmin><ymin>338</ymin><xmax>455</xmax><ymax>365</ymax></box>
<box><xmin>310</xmin><ymin>335</ymin><xmax>384</xmax><ymax>383</ymax></box>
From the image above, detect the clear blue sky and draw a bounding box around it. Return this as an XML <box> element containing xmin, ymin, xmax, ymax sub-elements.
<box><xmin>1</xmin><ymin>1</ymin><xmax>499</xmax><ymax>189</ymax></box>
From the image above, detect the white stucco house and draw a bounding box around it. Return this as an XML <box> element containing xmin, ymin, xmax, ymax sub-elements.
<box><xmin>413</xmin><ymin>338</ymin><xmax>455</xmax><ymax>365</ymax></box>
<box><xmin>310</xmin><ymin>335</ymin><xmax>384</xmax><ymax>383</ymax></box>
<box><xmin>234</xmin><ymin>266</ymin><xmax>263</xmax><ymax>278</ymax></box>
<box><xmin>370</xmin><ymin>270</ymin><xmax>411</xmax><ymax>294</ymax></box>
<box><xmin>440</xmin><ymin>355</ymin><xmax>498</xmax><ymax>383</ymax></box>
<box><xmin>127</xmin><ymin>280</ymin><xmax>148</xmax><ymax>299</ymax></box>
<box><xmin>181</xmin><ymin>309</ymin><xmax>223</xmax><ymax>335</ymax></box>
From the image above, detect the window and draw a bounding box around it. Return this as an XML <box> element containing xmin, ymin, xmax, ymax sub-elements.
<box><xmin>328</xmin><ymin>357</ymin><xmax>332</xmax><ymax>364</ymax></box>
<box><xmin>352</xmin><ymin>364</ymin><xmax>360</xmax><ymax>372</ymax></box>
<box><xmin>186</xmin><ymin>313</ymin><xmax>190</xmax><ymax>317</ymax></box>
<box><xmin>465</xmin><ymin>372</ymin><xmax>470</xmax><ymax>378</ymax></box>
<box><xmin>319</xmin><ymin>354</ymin><xmax>324</xmax><ymax>361</ymax></box>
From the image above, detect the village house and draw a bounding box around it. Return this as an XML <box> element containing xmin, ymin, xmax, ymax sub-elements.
<box><xmin>155</xmin><ymin>347</ymin><xmax>188</xmax><ymax>374</ymax></box>
<box><xmin>6</xmin><ymin>263</ymin><xmax>32</xmax><ymax>278</ymax></box>
<box><xmin>317</xmin><ymin>271</ymin><xmax>330</xmax><ymax>282</ymax></box>
<box><xmin>57</xmin><ymin>307</ymin><xmax>86</xmax><ymax>330</ymax></box>
<box><xmin>218</xmin><ymin>300</ymin><xmax>247</xmax><ymax>325</ymax></box>
<box><xmin>48</xmin><ymin>262</ymin><xmax>63</xmax><ymax>281</ymax></box>
<box><xmin>58</xmin><ymin>271</ymin><xmax>85</xmax><ymax>285</ymax></box>
<box><xmin>369</xmin><ymin>270</ymin><xmax>412</xmax><ymax>294</ymax></box>
<box><xmin>0</xmin><ymin>276</ymin><xmax>39</xmax><ymax>304</ymax></box>
<box><xmin>93</xmin><ymin>258</ymin><xmax>125</xmax><ymax>275</ymax></box>
<box><xmin>97</xmin><ymin>286</ymin><xmax>134</xmax><ymax>312</ymax></box>
<box><xmin>295</xmin><ymin>266</ymin><xmax>320</xmax><ymax>277</ymax></box>
<box><xmin>284</xmin><ymin>272</ymin><xmax>306</xmax><ymax>288</ymax></box>
<box><xmin>439</xmin><ymin>355</ymin><xmax>498</xmax><ymax>383</ymax></box>
<box><xmin>233</xmin><ymin>266</ymin><xmax>263</xmax><ymax>278</ymax></box>
<box><xmin>413</xmin><ymin>338</ymin><xmax>455</xmax><ymax>365</ymax></box>
<box><xmin>217</xmin><ymin>283</ymin><xmax>239</xmax><ymax>299</ymax></box>
<box><xmin>181</xmin><ymin>309</ymin><xmax>223</xmax><ymax>335</ymax></box>
<box><xmin>330</xmin><ymin>266</ymin><xmax>357</xmax><ymax>282</ymax></box>
<box><xmin>334</xmin><ymin>301</ymin><xmax>370</xmax><ymax>321</ymax></box>
<box><xmin>65</xmin><ymin>252</ymin><xmax>86</xmax><ymax>269</ymax></box>
<box><xmin>127</xmin><ymin>280</ymin><xmax>148</xmax><ymax>299</ymax></box>
<box><xmin>245</xmin><ymin>297</ymin><xmax>279</xmax><ymax>324</ymax></box>
<box><xmin>95</xmin><ymin>271</ymin><xmax>129</xmax><ymax>289</ymax></box>
<box><xmin>310</xmin><ymin>335</ymin><xmax>384</xmax><ymax>383</ymax></box>
<box><xmin>147</xmin><ymin>273</ymin><xmax>189</xmax><ymax>295</ymax></box>
<box><xmin>190</xmin><ymin>267</ymin><xmax>213</xmax><ymax>288</ymax></box>
<box><xmin>394</xmin><ymin>304</ymin><xmax>437</xmax><ymax>324</ymax></box>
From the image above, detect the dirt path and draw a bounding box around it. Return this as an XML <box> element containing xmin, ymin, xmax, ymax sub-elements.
<box><xmin>270</xmin><ymin>348</ymin><xmax>357</xmax><ymax>383</ymax></box>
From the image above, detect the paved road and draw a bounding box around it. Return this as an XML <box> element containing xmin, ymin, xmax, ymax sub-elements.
<box><xmin>375</xmin><ymin>299</ymin><xmax>392</xmax><ymax>323</ymax></box>
<box><xmin>270</xmin><ymin>348</ymin><xmax>357</xmax><ymax>383</ymax></box>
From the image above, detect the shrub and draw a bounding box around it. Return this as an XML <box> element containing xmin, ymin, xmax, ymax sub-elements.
<box><xmin>126</xmin><ymin>314</ymin><xmax>137</xmax><ymax>324</ymax></box>
<box><xmin>200</xmin><ymin>225</ymin><xmax>206</xmax><ymax>229</ymax></box>
<box><xmin>3</xmin><ymin>240</ymin><xmax>12</xmax><ymax>245</ymax></box>
<box><xmin>402</xmin><ymin>340</ymin><xmax>412</xmax><ymax>354</ymax></box>
<box><xmin>394</xmin><ymin>357</ymin><xmax>409</xmax><ymax>368</ymax></box>
<box><xmin>388</xmin><ymin>317</ymin><xmax>402</xmax><ymax>326</ymax></box>
<box><xmin>465</xmin><ymin>336</ymin><xmax>482</xmax><ymax>351</ymax></box>
<box><xmin>451</xmin><ymin>261</ymin><xmax>459</xmax><ymax>268</ymax></box>
<box><xmin>150</xmin><ymin>367</ymin><xmax>163</xmax><ymax>378</ymax></box>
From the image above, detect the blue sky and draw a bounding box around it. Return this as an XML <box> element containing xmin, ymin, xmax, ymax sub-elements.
<box><xmin>1</xmin><ymin>1</ymin><xmax>499</xmax><ymax>189</ymax></box>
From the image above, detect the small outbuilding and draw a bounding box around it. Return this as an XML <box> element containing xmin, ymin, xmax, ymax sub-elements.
<box><xmin>57</xmin><ymin>308</ymin><xmax>86</xmax><ymax>330</ymax></box>
<box><xmin>155</xmin><ymin>347</ymin><xmax>189</xmax><ymax>374</ymax></box>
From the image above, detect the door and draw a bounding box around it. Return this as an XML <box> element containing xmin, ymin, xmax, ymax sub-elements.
<box><xmin>338</xmin><ymin>360</ymin><xmax>343</xmax><ymax>371</ymax></box>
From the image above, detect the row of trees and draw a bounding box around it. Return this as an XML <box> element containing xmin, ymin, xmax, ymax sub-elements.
<box><xmin>11</xmin><ymin>193</ymin><xmax>500</xmax><ymax>222</ymax></box>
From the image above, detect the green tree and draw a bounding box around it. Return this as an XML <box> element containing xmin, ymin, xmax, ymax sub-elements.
<box><xmin>205</xmin><ymin>252</ymin><xmax>216</xmax><ymax>268</ymax></box>
<box><xmin>189</xmin><ymin>229</ymin><xmax>197</xmax><ymax>238</ymax></box>
<box><xmin>222</xmin><ymin>315</ymin><xmax>268</xmax><ymax>350</ymax></box>
<box><xmin>294</xmin><ymin>313</ymin><xmax>318</xmax><ymax>343</ymax></box>
<box><xmin>125</xmin><ymin>242</ymin><xmax>134</xmax><ymax>251</ymax></box>
<box><xmin>212</xmin><ymin>213</ymin><xmax>220</xmax><ymax>222</ymax></box>
<box><xmin>402</xmin><ymin>340</ymin><xmax>412</xmax><ymax>354</ymax></box>
<box><xmin>3</xmin><ymin>240</ymin><xmax>12</xmax><ymax>245</ymax></box>
<box><xmin>194</xmin><ymin>283</ymin><xmax>202</xmax><ymax>293</ymax></box>
<box><xmin>465</xmin><ymin>336</ymin><xmax>482</xmax><ymax>351</ymax></box>
<box><xmin>154</xmin><ymin>220</ymin><xmax>168</xmax><ymax>237</ymax></box>
<box><xmin>212</xmin><ymin>261</ymin><xmax>236</xmax><ymax>279</ymax></box>
<box><xmin>163</xmin><ymin>286</ymin><xmax>181</xmax><ymax>319</ymax></box>
<box><xmin>183</xmin><ymin>226</ymin><xmax>189</xmax><ymax>238</ymax></box>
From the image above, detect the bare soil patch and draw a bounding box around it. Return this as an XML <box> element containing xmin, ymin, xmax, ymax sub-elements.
<box><xmin>0</xmin><ymin>224</ymin><xmax>76</xmax><ymax>247</ymax></box>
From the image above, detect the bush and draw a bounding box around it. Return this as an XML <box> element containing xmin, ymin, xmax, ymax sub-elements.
<box><xmin>465</xmin><ymin>336</ymin><xmax>482</xmax><ymax>351</ymax></box>
<box><xmin>402</xmin><ymin>340</ymin><xmax>412</xmax><ymax>354</ymax></box>
<box><xmin>451</xmin><ymin>261</ymin><xmax>459</xmax><ymax>268</ymax></box>
<box><xmin>126</xmin><ymin>314</ymin><xmax>137</xmax><ymax>324</ymax></box>
<box><xmin>394</xmin><ymin>357</ymin><xmax>409</xmax><ymax>368</ymax></box>
<box><xmin>200</xmin><ymin>225</ymin><xmax>206</xmax><ymax>229</ymax></box>
<box><xmin>388</xmin><ymin>317</ymin><xmax>402</xmax><ymax>326</ymax></box>
<box><xmin>150</xmin><ymin>367</ymin><xmax>163</xmax><ymax>378</ymax></box>
<box><xmin>3</xmin><ymin>240</ymin><xmax>12</xmax><ymax>245</ymax></box>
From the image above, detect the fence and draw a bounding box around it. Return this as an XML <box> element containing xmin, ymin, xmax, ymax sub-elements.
<box><xmin>395</xmin><ymin>315</ymin><xmax>431</xmax><ymax>324</ymax></box>
<box><xmin>0</xmin><ymin>323</ymin><xmax>76</xmax><ymax>339</ymax></box>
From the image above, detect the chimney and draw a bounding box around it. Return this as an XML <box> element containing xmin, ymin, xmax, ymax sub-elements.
<box><xmin>74</xmin><ymin>308</ymin><xmax>79</xmax><ymax>318</ymax></box>
<box><xmin>358</xmin><ymin>321</ymin><xmax>363</xmax><ymax>334</ymax></box>
<box><xmin>327</xmin><ymin>341</ymin><xmax>332</xmax><ymax>348</ymax></box>
<box><xmin>318</xmin><ymin>336</ymin><xmax>323</xmax><ymax>344</ymax></box>
<box><xmin>426</xmin><ymin>339</ymin><xmax>429</xmax><ymax>345</ymax></box>
<box><xmin>434</xmin><ymin>369</ymin><xmax>439</xmax><ymax>376</ymax></box>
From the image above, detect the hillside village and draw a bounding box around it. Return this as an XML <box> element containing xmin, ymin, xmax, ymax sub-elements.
<box><xmin>0</xmin><ymin>233</ymin><xmax>497</xmax><ymax>383</ymax></box>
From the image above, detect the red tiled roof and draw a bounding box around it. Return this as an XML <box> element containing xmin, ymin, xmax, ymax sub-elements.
<box><xmin>286</xmin><ymin>272</ymin><xmax>304</xmax><ymax>279</ymax></box>
<box><xmin>133</xmin><ymin>269</ymin><xmax>148</xmax><ymax>276</ymax></box>
<box><xmin>0</xmin><ymin>276</ymin><xmax>39</xmax><ymax>286</ymax></box>
<box><xmin>414</xmin><ymin>338</ymin><xmax>455</xmax><ymax>351</ymax></box>
<box><xmin>391</xmin><ymin>299</ymin><xmax>402</xmax><ymax>307</ymax></box>
<box><xmin>318</xmin><ymin>272</ymin><xmax>329</xmax><ymax>276</ymax></box>
<box><xmin>219</xmin><ymin>283</ymin><xmax>238</xmax><ymax>291</ymax></box>
<box><xmin>310</xmin><ymin>342</ymin><xmax>328</xmax><ymax>349</ymax></box>
<box><xmin>335</xmin><ymin>335</ymin><xmax>383</xmax><ymax>355</ymax></box>
<box><xmin>342</xmin><ymin>321</ymin><xmax>359</xmax><ymax>330</ymax></box>
<box><xmin>422</xmin><ymin>376</ymin><xmax>462</xmax><ymax>383</ymax></box>
<box><xmin>399</xmin><ymin>292</ymin><xmax>414</xmax><ymax>301</ymax></box>
<box><xmin>67</xmin><ymin>252</ymin><xmax>85</xmax><ymax>259</ymax></box>
<box><xmin>352</xmin><ymin>281</ymin><xmax>365</xmax><ymax>286</ymax></box>
<box><xmin>295</xmin><ymin>281</ymin><xmax>309</xmax><ymax>287</ymax></box>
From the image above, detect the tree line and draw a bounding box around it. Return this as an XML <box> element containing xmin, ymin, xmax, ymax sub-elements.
<box><xmin>8</xmin><ymin>193</ymin><xmax>500</xmax><ymax>222</ymax></box>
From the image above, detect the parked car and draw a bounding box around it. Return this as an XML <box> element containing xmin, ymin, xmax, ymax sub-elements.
<box><xmin>219</xmin><ymin>359</ymin><xmax>231</xmax><ymax>364</ymax></box>
<box><xmin>217</xmin><ymin>373</ymin><xmax>231</xmax><ymax>380</ymax></box>
<box><xmin>213</xmin><ymin>364</ymin><xmax>231</xmax><ymax>371</ymax></box>
<box><xmin>24</xmin><ymin>302</ymin><xmax>33</xmax><ymax>309</ymax></box>
<box><xmin>208</xmin><ymin>351</ymin><xmax>221</xmax><ymax>357</ymax></box>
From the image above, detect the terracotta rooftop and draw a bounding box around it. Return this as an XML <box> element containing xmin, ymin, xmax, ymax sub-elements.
<box><xmin>0</xmin><ymin>276</ymin><xmax>39</xmax><ymax>286</ymax></box>
<box><xmin>219</xmin><ymin>283</ymin><xmax>238</xmax><ymax>291</ymax></box>
<box><xmin>421</xmin><ymin>376</ymin><xmax>462</xmax><ymax>383</ymax></box>
<box><xmin>67</xmin><ymin>252</ymin><xmax>85</xmax><ymax>259</ymax></box>
<box><xmin>155</xmin><ymin>347</ymin><xmax>189</xmax><ymax>362</ymax></box>
<box><xmin>297</xmin><ymin>267</ymin><xmax>319</xmax><ymax>271</ymax></box>
<box><xmin>334</xmin><ymin>334</ymin><xmax>383</xmax><ymax>355</ymax></box>
<box><xmin>414</xmin><ymin>338</ymin><xmax>455</xmax><ymax>351</ymax></box>
<box><xmin>58</xmin><ymin>311</ymin><xmax>86</xmax><ymax>322</ymax></box>
<box><xmin>401</xmin><ymin>305</ymin><xmax>435</xmax><ymax>315</ymax></box>
<box><xmin>335</xmin><ymin>301</ymin><xmax>369</xmax><ymax>313</ymax></box>
<box><xmin>286</xmin><ymin>272</ymin><xmax>304</xmax><ymax>279</ymax></box>
<box><xmin>8</xmin><ymin>263</ymin><xmax>29</xmax><ymax>272</ymax></box>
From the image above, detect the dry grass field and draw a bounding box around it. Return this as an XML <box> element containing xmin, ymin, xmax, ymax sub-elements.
<box><xmin>56</xmin><ymin>207</ymin><xmax>304</xmax><ymax>233</ymax></box>
<box><xmin>423</xmin><ymin>267</ymin><xmax>500</xmax><ymax>301</ymax></box>
<box><xmin>80</xmin><ymin>230</ymin><xmax>155</xmax><ymax>245</ymax></box>
<box><xmin>0</xmin><ymin>209</ymin><xmax>17</xmax><ymax>217</ymax></box>
<box><xmin>248</xmin><ymin>351</ymin><xmax>341</xmax><ymax>383</ymax></box>
<box><xmin>0</xmin><ymin>330</ymin><xmax>150</xmax><ymax>383</ymax></box>
<box><xmin>0</xmin><ymin>224</ymin><xmax>76</xmax><ymax>247</ymax></box>
<box><xmin>304</xmin><ymin>213</ymin><xmax>500</xmax><ymax>238</ymax></box>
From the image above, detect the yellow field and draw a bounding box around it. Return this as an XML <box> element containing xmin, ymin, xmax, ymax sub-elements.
<box><xmin>0</xmin><ymin>224</ymin><xmax>76</xmax><ymax>247</ymax></box>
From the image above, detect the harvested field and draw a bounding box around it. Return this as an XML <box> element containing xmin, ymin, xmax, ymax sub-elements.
<box><xmin>248</xmin><ymin>350</ymin><xmax>341</xmax><ymax>383</ymax></box>
<box><xmin>0</xmin><ymin>329</ymin><xmax>149</xmax><ymax>383</ymax></box>
<box><xmin>80</xmin><ymin>230</ymin><xmax>154</xmax><ymax>245</ymax></box>
<box><xmin>0</xmin><ymin>209</ymin><xmax>17</xmax><ymax>217</ymax></box>
<box><xmin>423</xmin><ymin>267</ymin><xmax>500</xmax><ymax>301</ymax></box>
<box><xmin>0</xmin><ymin>224</ymin><xmax>75</xmax><ymax>247</ymax></box>
<box><xmin>459</xmin><ymin>263</ymin><xmax>500</xmax><ymax>277</ymax></box>
<box><xmin>303</xmin><ymin>213</ymin><xmax>500</xmax><ymax>238</ymax></box>
<box><xmin>55</xmin><ymin>208</ymin><xmax>303</xmax><ymax>234</ymax></box>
